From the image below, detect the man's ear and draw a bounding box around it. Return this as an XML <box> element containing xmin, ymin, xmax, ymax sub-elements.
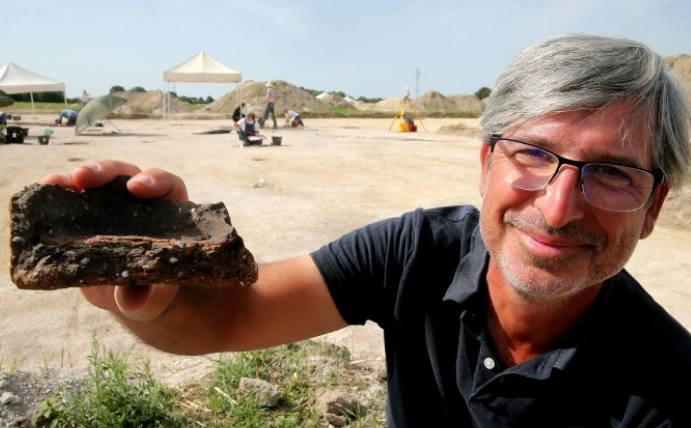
<box><xmin>479</xmin><ymin>141</ymin><xmax>492</xmax><ymax>197</ymax></box>
<box><xmin>640</xmin><ymin>182</ymin><xmax>670</xmax><ymax>239</ymax></box>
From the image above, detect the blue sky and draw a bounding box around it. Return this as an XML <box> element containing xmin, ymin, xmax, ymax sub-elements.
<box><xmin>2</xmin><ymin>0</ymin><xmax>690</xmax><ymax>100</ymax></box>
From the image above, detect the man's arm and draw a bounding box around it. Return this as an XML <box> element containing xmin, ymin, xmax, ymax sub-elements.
<box><xmin>41</xmin><ymin>160</ymin><xmax>348</xmax><ymax>355</ymax></box>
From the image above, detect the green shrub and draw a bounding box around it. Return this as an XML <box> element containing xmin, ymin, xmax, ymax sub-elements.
<box><xmin>474</xmin><ymin>86</ymin><xmax>491</xmax><ymax>100</ymax></box>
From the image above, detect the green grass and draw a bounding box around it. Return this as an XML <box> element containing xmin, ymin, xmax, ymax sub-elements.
<box><xmin>33</xmin><ymin>337</ymin><xmax>387</xmax><ymax>427</ymax></box>
<box><xmin>34</xmin><ymin>337</ymin><xmax>183</xmax><ymax>427</ymax></box>
<box><xmin>10</xmin><ymin>102</ymin><xmax>82</xmax><ymax>113</ymax></box>
<box><xmin>0</xmin><ymin>347</ymin><xmax>23</xmax><ymax>374</ymax></box>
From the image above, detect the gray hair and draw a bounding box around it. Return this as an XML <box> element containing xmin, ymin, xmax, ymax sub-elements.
<box><xmin>480</xmin><ymin>33</ymin><xmax>691</xmax><ymax>190</ymax></box>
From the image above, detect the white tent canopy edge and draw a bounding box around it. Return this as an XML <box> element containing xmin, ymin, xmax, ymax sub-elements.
<box><xmin>163</xmin><ymin>51</ymin><xmax>242</xmax><ymax>125</ymax></box>
<box><xmin>0</xmin><ymin>62</ymin><xmax>66</xmax><ymax>118</ymax></box>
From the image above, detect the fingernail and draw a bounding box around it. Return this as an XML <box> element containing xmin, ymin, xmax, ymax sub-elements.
<box><xmin>78</xmin><ymin>162</ymin><xmax>101</xmax><ymax>172</ymax></box>
<box><xmin>130</xmin><ymin>174</ymin><xmax>153</xmax><ymax>186</ymax></box>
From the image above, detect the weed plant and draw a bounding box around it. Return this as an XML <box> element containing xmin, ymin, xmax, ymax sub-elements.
<box><xmin>34</xmin><ymin>336</ymin><xmax>182</xmax><ymax>427</ymax></box>
<box><xmin>33</xmin><ymin>338</ymin><xmax>386</xmax><ymax>427</ymax></box>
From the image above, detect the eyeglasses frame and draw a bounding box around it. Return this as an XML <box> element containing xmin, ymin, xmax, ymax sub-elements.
<box><xmin>487</xmin><ymin>134</ymin><xmax>664</xmax><ymax>211</ymax></box>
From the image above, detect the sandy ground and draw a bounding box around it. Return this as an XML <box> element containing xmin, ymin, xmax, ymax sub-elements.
<box><xmin>1</xmin><ymin>115</ymin><xmax>690</xmax><ymax>385</ymax></box>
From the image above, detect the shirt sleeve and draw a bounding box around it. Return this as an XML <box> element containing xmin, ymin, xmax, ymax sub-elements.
<box><xmin>310</xmin><ymin>205</ymin><xmax>480</xmax><ymax>327</ymax></box>
<box><xmin>310</xmin><ymin>212</ymin><xmax>418</xmax><ymax>326</ymax></box>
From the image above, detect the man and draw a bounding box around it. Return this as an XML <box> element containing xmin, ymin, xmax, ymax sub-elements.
<box><xmin>81</xmin><ymin>90</ymin><xmax>91</xmax><ymax>106</ymax></box>
<box><xmin>283</xmin><ymin>108</ymin><xmax>304</xmax><ymax>127</ymax></box>
<box><xmin>42</xmin><ymin>33</ymin><xmax>691</xmax><ymax>427</ymax></box>
<box><xmin>233</xmin><ymin>111</ymin><xmax>261</xmax><ymax>146</ymax></box>
<box><xmin>55</xmin><ymin>109</ymin><xmax>78</xmax><ymax>126</ymax></box>
<box><xmin>261</xmin><ymin>81</ymin><xmax>277</xmax><ymax>129</ymax></box>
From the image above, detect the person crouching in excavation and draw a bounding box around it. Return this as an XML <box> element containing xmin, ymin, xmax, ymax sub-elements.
<box><xmin>283</xmin><ymin>109</ymin><xmax>304</xmax><ymax>127</ymax></box>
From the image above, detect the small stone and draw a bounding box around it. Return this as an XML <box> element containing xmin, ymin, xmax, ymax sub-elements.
<box><xmin>0</xmin><ymin>391</ymin><xmax>21</xmax><ymax>405</ymax></box>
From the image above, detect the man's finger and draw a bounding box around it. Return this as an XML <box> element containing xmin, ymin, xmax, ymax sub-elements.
<box><xmin>71</xmin><ymin>160</ymin><xmax>143</xmax><ymax>189</ymax></box>
<box><xmin>127</xmin><ymin>168</ymin><xmax>189</xmax><ymax>202</ymax></box>
<box><xmin>114</xmin><ymin>284</ymin><xmax>179</xmax><ymax>322</ymax></box>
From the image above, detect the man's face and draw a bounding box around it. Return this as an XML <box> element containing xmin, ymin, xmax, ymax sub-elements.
<box><xmin>479</xmin><ymin>100</ymin><xmax>668</xmax><ymax>301</ymax></box>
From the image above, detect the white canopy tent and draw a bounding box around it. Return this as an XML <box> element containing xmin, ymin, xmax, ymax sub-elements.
<box><xmin>163</xmin><ymin>51</ymin><xmax>241</xmax><ymax>124</ymax></box>
<box><xmin>0</xmin><ymin>62</ymin><xmax>66</xmax><ymax>117</ymax></box>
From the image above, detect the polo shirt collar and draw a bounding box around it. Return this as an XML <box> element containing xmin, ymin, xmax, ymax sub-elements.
<box><xmin>442</xmin><ymin>224</ymin><xmax>488</xmax><ymax>306</ymax></box>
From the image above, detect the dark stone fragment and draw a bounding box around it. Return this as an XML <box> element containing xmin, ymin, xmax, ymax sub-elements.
<box><xmin>9</xmin><ymin>176</ymin><xmax>258</xmax><ymax>290</ymax></box>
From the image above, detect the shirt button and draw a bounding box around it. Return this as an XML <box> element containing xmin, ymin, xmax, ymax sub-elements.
<box><xmin>483</xmin><ymin>357</ymin><xmax>496</xmax><ymax>370</ymax></box>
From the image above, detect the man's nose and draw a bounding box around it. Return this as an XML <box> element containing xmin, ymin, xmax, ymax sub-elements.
<box><xmin>533</xmin><ymin>165</ymin><xmax>586</xmax><ymax>227</ymax></box>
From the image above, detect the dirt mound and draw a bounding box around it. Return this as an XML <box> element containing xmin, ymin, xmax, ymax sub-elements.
<box><xmin>110</xmin><ymin>90</ymin><xmax>191</xmax><ymax>117</ymax></box>
<box><xmin>436</xmin><ymin>120</ymin><xmax>481</xmax><ymax>138</ymax></box>
<box><xmin>665</xmin><ymin>54</ymin><xmax>691</xmax><ymax>98</ymax></box>
<box><xmin>658</xmin><ymin>188</ymin><xmax>691</xmax><ymax>231</ymax></box>
<box><xmin>415</xmin><ymin>91</ymin><xmax>485</xmax><ymax>114</ymax></box>
<box><xmin>110</xmin><ymin>84</ymin><xmax>485</xmax><ymax>119</ymax></box>
<box><xmin>201</xmin><ymin>81</ymin><xmax>357</xmax><ymax>117</ymax></box>
<box><xmin>368</xmin><ymin>91</ymin><xmax>483</xmax><ymax>115</ymax></box>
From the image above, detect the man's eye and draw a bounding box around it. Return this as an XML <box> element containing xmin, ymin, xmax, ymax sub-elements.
<box><xmin>590</xmin><ymin>164</ymin><xmax>631</xmax><ymax>180</ymax></box>
<box><xmin>513</xmin><ymin>147</ymin><xmax>552</xmax><ymax>164</ymax></box>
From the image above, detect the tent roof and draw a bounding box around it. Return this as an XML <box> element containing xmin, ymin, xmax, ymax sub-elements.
<box><xmin>0</xmin><ymin>62</ymin><xmax>65</xmax><ymax>94</ymax></box>
<box><xmin>164</xmin><ymin>51</ymin><xmax>241</xmax><ymax>83</ymax></box>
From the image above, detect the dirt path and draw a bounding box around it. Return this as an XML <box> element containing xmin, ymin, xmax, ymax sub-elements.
<box><xmin>1</xmin><ymin>116</ymin><xmax>689</xmax><ymax>385</ymax></box>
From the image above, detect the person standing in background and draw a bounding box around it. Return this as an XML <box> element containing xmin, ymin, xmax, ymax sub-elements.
<box><xmin>81</xmin><ymin>90</ymin><xmax>91</xmax><ymax>106</ymax></box>
<box><xmin>262</xmin><ymin>81</ymin><xmax>277</xmax><ymax>129</ymax></box>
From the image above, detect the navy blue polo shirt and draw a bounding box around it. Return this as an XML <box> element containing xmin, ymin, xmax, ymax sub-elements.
<box><xmin>311</xmin><ymin>205</ymin><xmax>691</xmax><ymax>427</ymax></box>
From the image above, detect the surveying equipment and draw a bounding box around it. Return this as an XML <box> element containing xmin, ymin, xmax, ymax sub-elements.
<box><xmin>389</xmin><ymin>86</ymin><xmax>426</xmax><ymax>132</ymax></box>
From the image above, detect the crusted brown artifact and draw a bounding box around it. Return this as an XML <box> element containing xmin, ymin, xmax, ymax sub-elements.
<box><xmin>9</xmin><ymin>176</ymin><xmax>258</xmax><ymax>290</ymax></box>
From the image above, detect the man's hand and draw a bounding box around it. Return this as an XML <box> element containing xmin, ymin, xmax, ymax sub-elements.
<box><xmin>41</xmin><ymin>159</ymin><xmax>188</xmax><ymax>201</ymax></box>
<box><xmin>40</xmin><ymin>159</ymin><xmax>188</xmax><ymax>323</ymax></box>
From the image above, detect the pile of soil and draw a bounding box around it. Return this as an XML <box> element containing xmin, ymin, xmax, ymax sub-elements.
<box><xmin>202</xmin><ymin>80</ymin><xmax>484</xmax><ymax>117</ymax></box>
<box><xmin>105</xmin><ymin>81</ymin><xmax>486</xmax><ymax>119</ymax></box>
<box><xmin>665</xmin><ymin>54</ymin><xmax>691</xmax><ymax>98</ymax></box>
<box><xmin>108</xmin><ymin>90</ymin><xmax>192</xmax><ymax>117</ymax></box>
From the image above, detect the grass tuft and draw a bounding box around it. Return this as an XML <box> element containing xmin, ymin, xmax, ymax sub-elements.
<box><xmin>32</xmin><ymin>337</ymin><xmax>387</xmax><ymax>427</ymax></box>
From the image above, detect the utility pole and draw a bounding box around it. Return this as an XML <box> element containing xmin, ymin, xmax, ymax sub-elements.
<box><xmin>414</xmin><ymin>67</ymin><xmax>421</xmax><ymax>99</ymax></box>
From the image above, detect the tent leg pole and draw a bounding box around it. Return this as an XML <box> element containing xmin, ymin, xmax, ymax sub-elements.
<box><xmin>30</xmin><ymin>92</ymin><xmax>36</xmax><ymax>120</ymax></box>
<box><xmin>107</xmin><ymin>118</ymin><xmax>123</xmax><ymax>134</ymax></box>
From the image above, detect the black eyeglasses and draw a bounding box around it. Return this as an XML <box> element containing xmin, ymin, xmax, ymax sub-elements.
<box><xmin>488</xmin><ymin>135</ymin><xmax>664</xmax><ymax>212</ymax></box>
